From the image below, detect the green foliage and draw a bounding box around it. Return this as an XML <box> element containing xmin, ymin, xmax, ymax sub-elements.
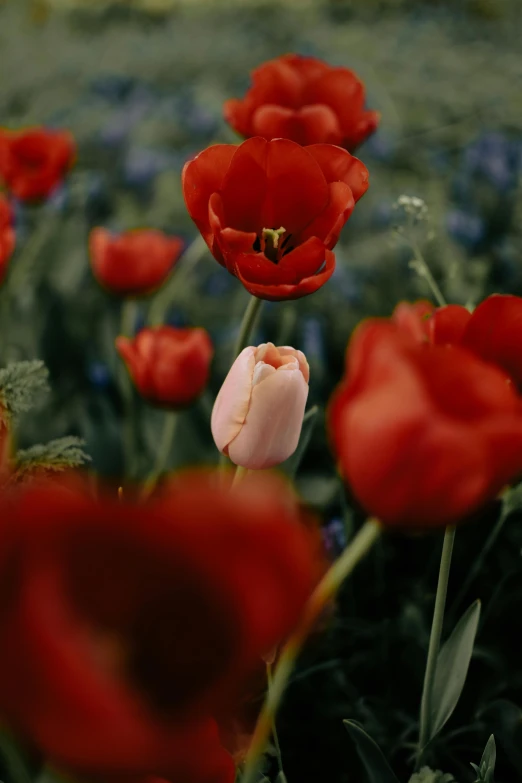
<box><xmin>343</xmin><ymin>720</ymin><xmax>400</xmax><ymax>783</ymax></box>
<box><xmin>428</xmin><ymin>601</ymin><xmax>481</xmax><ymax>744</ymax></box>
<box><xmin>470</xmin><ymin>735</ymin><xmax>496</xmax><ymax>783</ymax></box>
<box><xmin>15</xmin><ymin>436</ymin><xmax>90</xmax><ymax>474</ymax></box>
<box><xmin>0</xmin><ymin>361</ymin><xmax>49</xmax><ymax>417</ymax></box>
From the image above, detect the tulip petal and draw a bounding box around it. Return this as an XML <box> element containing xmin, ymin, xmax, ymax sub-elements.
<box><xmin>305</xmin><ymin>69</ymin><xmax>365</xmax><ymax>132</ymax></box>
<box><xmin>306</xmin><ymin>144</ymin><xmax>369</xmax><ymax>201</ymax></box>
<box><xmin>430</xmin><ymin>304</ymin><xmax>472</xmax><ymax>345</ymax></box>
<box><xmin>182</xmin><ymin>144</ymin><xmax>237</xmax><ymax>239</ymax></box>
<box><xmin>211</xmin><ymin>347</ymin><xmax>256</xmax><ymax>453</ymax></box>
<box><xmin>297</xmin><ymin>181</ymin><xmax>355</xmax><ymax>248</ymax></box>
<box><xmin>235</xmin><ymin>247</ymin><xmax>335</xmax><ymax>301</ymax></box>
<box><xmin>460</xmin><ymin>294</ymin><xmax>522</xmax><ymax>390</ymax></box>
<box><xmin>221</xmin><ymin>138</ymin><xmax>329</xmax><ymax>235</ymax></box>
<box><xmin>227</xmin><ymin>368</ymin><xmax>309</xmax><ymax>469</ymax></box>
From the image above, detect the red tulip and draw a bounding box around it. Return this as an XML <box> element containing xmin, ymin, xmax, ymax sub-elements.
<box><xmin>116</xmin><ymin>326</ymin><xmax>213</xmax><ymax>407</ymax></box>
<box><xmin>328</xmin><ymin>319</ymin><xmax>522</xmax><ymax>527</ymax></box>
<box><xmin>0</xmin><ymin>194</ymin><xmax>15</xmax><ymax>285</ymax></box>
<box><xmin>0</xmin><ymin>471</ymin><xmax>316</xmax><ymax>780</ymax></box>
<box><xmin>0</xmin><ymin>127</ymin><xmax>75</xmax><ymax>201</ymax></box>
<box><xmin>393</xmin><ymin>295</ymin><xmax>522</xmax><ymax>391</ymax></box>
<box><xmin>90</xmin><ymin>229</ymin><xmax>183</xmax><ymax>297</ymax></box>
<box><xmin>182</xmin><ymin>136</ymin><xmax>368</xmax><ymax>300</ymax></box>
<box><xmin>224</xmin><ymin>54</ymin><xmax>379</xmax><ymax>151</ymax></box>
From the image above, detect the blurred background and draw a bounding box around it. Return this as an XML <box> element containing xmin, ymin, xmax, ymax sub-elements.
<box><xmin>1</xmin><ymin>1</ymin><xmax>522</xmax><ymax>781</ymax></box>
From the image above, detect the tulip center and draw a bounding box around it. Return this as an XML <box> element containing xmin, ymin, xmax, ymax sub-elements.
<box><xmin>254</xmin><ymin>226</ymin><xmax>291</xmax><ymax>263</ymax></box>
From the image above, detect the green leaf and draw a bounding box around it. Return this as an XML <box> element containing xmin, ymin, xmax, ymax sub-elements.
<box><xmin>430</xmin><ymin>600</ymin><xmax>481</xmax><ymax>740</ymax></box>
<box><xmin>479</xmin><ymin>700</ymin><xmax>522</xmax><ymax>773</ymax></box>
<box><xmin>0</xmin><ymin>361</ymin><xmax>49</xmax><ymax>417</ymax></box>
<box><xmin>344</xmin><ymin>720</ymin><xmax>400</xmax><ymax>783</ymax></box>
<box><xmin>280</xmin><ymin>405</ymin><xmax>319</xmax><ymax>479</ymax></box>
<box><xmin>15</xmin><ymin>436</ymin><xmax>91</xmax><ymax>477</ymax></box>
<box><xmin>471</xmin><ymin>734</ymin><xmax>496</xmax><ymax>783</ymax></box>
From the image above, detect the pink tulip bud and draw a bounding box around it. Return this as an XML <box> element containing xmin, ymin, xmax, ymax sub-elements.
<box><xmin>211</xmin><ymin>343</ymin><xmax>310</xmax><ymax>470</ymax></box>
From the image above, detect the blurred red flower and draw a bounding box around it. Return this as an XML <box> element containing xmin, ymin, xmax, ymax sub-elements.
<box><xmin>328</xmin><ymin>319</ymin><xmax>522</xmax><ymax>527</ymax></box>
<box><xmin>0</xmin><ymin>471</ymin><xmax>316</xmax><ymax>781</ymax></box>
<box><xmin>0</xmin><ymin>127</ymin><xmax>75</xmax><ymax>201</ymax></box>
<box><xmin>183</xmin><ymin>136</ymin><xmax>368</xmax><ymax>300</ymax></box>
<box><xmin>0</xmin><ymin>194</ymin><xmax>15</xmax><ymax>285</ymax></box>
<box><xmin>393</xmin><ymin>294</ymin><xmax>522</xmax><ymax>390</ymax></box>
<box><xmin>224</xmin><ymin>54</ymin><xmax>379</xmax><ymax>150</ymax></box>
<box><xmin>90</xmin><ymin>229</ymin><xmax>184</xmax><ymax>297</ymax></box>
<box><xmin>116</xmin><ymin>326</ymin><xmax>213</xmax><ymax>408</ymax></box>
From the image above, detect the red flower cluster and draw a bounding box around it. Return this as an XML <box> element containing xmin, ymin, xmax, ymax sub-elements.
<box><xmin>0</xmin><ymin>127</ymin><xmax>75</xmax><ymax>201</ymax></box>
<box><xmin>393</xmin><ymin>294</ymin><xmax>522</xmax><ymax>392</ymax></box>
<box><xmin>0</xmin><ymin>472</ymin><xmax>316</xmax><ymax>782</ymax></box>
<box><xmin>116</xmin><ymin>326</ymin><xmax>213</xmax><ymax>407</ymax></box>
<box><xmin>0</xmin><ymin>194</ymin><xmax>15</xmax><ymax>284</ymax></box>
<box><xmin>90</xmin><ymin>229</ymin><xmax>184</xmax><ymax>297</ymax></box>
<box><xmin>183</xmin><ymin>136</ymin><xmax>368</xmax><ymax>300</ymax></box>
<box><xmin>329</xmin><ymin>304</ymin><xmax>522</xmax><ymax>527</ymax></box>
<box><xmin>224</xmin><ymin>54</ymin><xmax>379</xmax><ymax>150</ymax></box>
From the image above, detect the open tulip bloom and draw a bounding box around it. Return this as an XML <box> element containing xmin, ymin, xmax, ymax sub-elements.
<box><xmin>183</xmin><ymin>136</ymin><xmax>368</xmax><ymax>300</ymax></box>
<box><xmin>224</xmin><ymin>54</ymin><xmax>380</xmax><ymax>151</ymax></box>
<box><xmin>329</xmin><ymin>317</ymin><xmax>522</xmax><ymax>527</ymax></box>
<box><xmin>0</xmin><ymin>127</ymin><xmax>75</xmax><ymax>202</ymax></box>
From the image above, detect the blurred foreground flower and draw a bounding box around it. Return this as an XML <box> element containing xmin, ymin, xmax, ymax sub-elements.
<box><xmin>183</xmin><ymin>136</ymin><xmax>368</xmax><ymax>300</ymax></box>
<box><xmin>224</xmin><ymin>54</ymin><xmax>379</xmax><ymax>150</ymax></box>
<box><xmin>116</xmin><ymin>326</ymin><xmax>213</xmax><ymax>407</ymax></box>
<box><xmin>328</xmin><ymin>319</ymin><xmax>522</xmax><ymax>527</ymax></box>
<box><xmin>394</xmin><ymin>294</ymin><xmax>522</xmax><ymax>391</ymax></box>
<box><xmin>0</xmin><ymin>194</ymin><xmax>15</xmax><ymax>284</ymax></box>
<box><xmin>0</xmin><ymin>127</ymin><xmax>75</xmax><ymax>201</ymax></box>
<box><xmin>90</xmin><ymin>228</ymin><xmax>183</xmax><ymax>297</ymax></box>
<box><xmin>212</xmin><ymin>342</ymin><xmax>309</xmax><ymax>469</ymax></box>
<box><xmin>0</xmin><ymin>471</ymin><xmax>316</xmax><ymax>781</ymax></box>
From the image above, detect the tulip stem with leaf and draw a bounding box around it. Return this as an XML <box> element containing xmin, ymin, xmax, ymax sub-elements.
<box><xmin>417</xmin><ymin>525</ymin><xmax>456</xmax><ymax>764</ymax></box>
<box><xmin>241</xmin><ymin>517</ymin><xmax>381</xmax><ymax>783</ymax></box>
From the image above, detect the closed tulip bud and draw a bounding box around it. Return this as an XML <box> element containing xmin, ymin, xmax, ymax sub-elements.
<box><xmin>116</xmin><ymin>326</ymin><xmax>213</xmax><ymax>408</ymax></box>
<box><xmin>90</xmin><ymin>228</ymin><xmax>183</xmax><ymax>297</ymax></box>
<box><xmin>212</xmin><ymin>343</ymin><xmax>309</xmax><ymax>470</ymax></box>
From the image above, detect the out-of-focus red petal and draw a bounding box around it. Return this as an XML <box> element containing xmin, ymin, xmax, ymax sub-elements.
<box><xmin>305</xmin><ymin>69</ymin><xmax>364</xmax><ymax>126</ymax></box>
<box><xmin>429</xmin><ymin>304</ymin><xmax>472</xmax><ymax>346</ymax></box>
<box><xmin>247</xmin><ymin>58</ymin><xmax>303</xmax><ymax>109</ymax></box>
<box><xmin>460</xmin><ymin>294</ymin><xmax>522</xmax><ymax>390</ymax></box>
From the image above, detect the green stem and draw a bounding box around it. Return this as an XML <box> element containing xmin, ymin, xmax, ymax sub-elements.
<box><xmin>119</xmin><ymin>300</ymin><xmax>139</xmax><ymax>477</ymax></box>
<box><xmin>410</xmin><ymin>238</ymin><xmax>446</xmax><ymax>308</ymax></box>
<box><xmin>120</xmin><ymin>299</ymin><xmax>139</xmax><ymax>338</ymax></box>
<box><xmin>218</xmin><ymin>296</ymin><xmax>264</xmax><ymax>470</ymax></box>
<box><xmin>241</xmin><ymin>518</ymin><xmax>381</xmax><ymax>783</ymax></box>
<box><xmin>141</xmin><ymin>411</ymin><xmax>179</xmax><ymax>498</ymax></box>
<box><xmin>148</xmin><ymin>235</ymin><xmax>208</xmax><ymax>327</ymax></box>
<box><xmin>233</xmin><ymin>295</ymin><xmax>263</xmax><ymax>358</ymax></box>
<box><xmin>266</xmin><ymin>662</ymin><xmax>285</xmax><ymax>779</ymax></box>
<box><xmin>417</xmin><ymin>525</ymin><xmax>456</xmax><ymax>764</ymax></box>
<box><xmin>449</xmin><ymin>494</ymin><xmax>510</xmax><ymax>624</ymax></box>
